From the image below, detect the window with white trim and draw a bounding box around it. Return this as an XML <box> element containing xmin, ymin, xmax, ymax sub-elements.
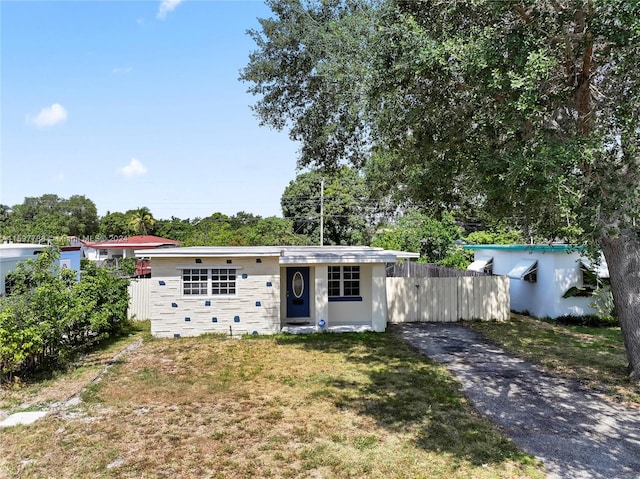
<box><xmin>211</xmin><ymin>268</ymin><xmax>236</xmax><ymax>295</ymax></box>
<box><xmin>328</xmin><ymin>265</ymin><xmax>360</xmax><ymax>298</ymax></box>
<box><xmin>183</xmin><ymin>268</ymin><xmax>208</xmax><ymax>295</ymax></box>
<box><xmin>181</xmin><ymin>268</ymin><xmax>237</xmax><ymax>296</ymax></box>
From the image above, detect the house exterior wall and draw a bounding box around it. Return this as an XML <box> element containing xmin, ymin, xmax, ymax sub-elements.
<box><xmin>474</xmin><ymin>247</ymin><xmax>596</xmax><ymax>318</ymax></box>
<box><xmin>371</xmin><ymin>264</ymin><xmax>388</xmax><ymax>331</ymax></box>
<box><xmin>278</xmin><ymin>263</ymin><xmax>384</xmax><ymax>331</ymax></box>
<box><xmin>84</xmin><ymin>247</ymin><xmax>135</xmax><ymax>260</ymax></box>
<box><xmin>148</xmin><ymin>256</ymin><xmax>281</xmax><ymax>338</ymax></box>
<box><xmin>314</xmin><ymin>266</ymin><xmax>328</xmax><ymax>326</ymax></box>
<box><xmin>327</xmin><ymin>264</ymin><xmax>374</xmax><ymax>326</ymax></box>
<box><xmin>138</xmin><ymin>246</ymin><xmax>418</xmax><ymax>337</ymax></box>
<box><xmin>60</xmin><ymin>249</ymin><xmax>82</xmax><ymax>282</ymax></box>
<box><xmin>1</xmin><ymin>245</ymin><xmax>81</xmax><ymax>296</ymax></box>
<box><xmin>0</xmin><ymin>245</ymin><xmax>42</xmax><ymax>296</ymax></box>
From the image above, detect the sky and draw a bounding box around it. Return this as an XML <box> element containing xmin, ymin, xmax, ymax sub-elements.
<box><xmin>1</xmin><ymin>0</ymin><xmax>302</xmax><ymax>220</ymax></box>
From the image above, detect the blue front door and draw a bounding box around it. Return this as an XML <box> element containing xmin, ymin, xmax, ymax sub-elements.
<box><xmin>286</xmin><ymin>267</ymin><xmax>310</xmax><ymax>318</ymax></box>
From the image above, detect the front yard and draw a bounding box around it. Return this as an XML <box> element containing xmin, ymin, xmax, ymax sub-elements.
<box><xmin>0</xmin><ymin>323</ymin><xmax>543</xmax><ymax>479</ymax></box>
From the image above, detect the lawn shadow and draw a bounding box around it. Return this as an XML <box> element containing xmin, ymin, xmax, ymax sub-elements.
<box><xmin>272</xmin><ymin>330</ymin><xmax>536</xmax><ymax>467</ymax></box>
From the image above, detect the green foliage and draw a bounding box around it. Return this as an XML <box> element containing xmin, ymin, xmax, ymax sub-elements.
<box><xmin>154</xmin><ymin>216</ymin><xmax>195</xmax><ymax>242</ymax></box>
<box><xmin>99</xmin><ymin>211</ymin><xmax>130</xmax><ymax>237</ymax></box>
<box><xmin>590</xmin><ymin>286</ymin><xmax>616</xmax><ymax>323</ymax></box>
<box><xmin>2</xmin><ymin>194</ymin><xmax>99</xmax><ymax>240</ymax></box>
<box><xmin>243</xmin><ymin>0</ymin><xmax>640</xmax><ymax>243</ymax></box>
<box><xmin>553</xmin><ymin>314</ymin><xmax>618</xmax><ymax>328</ymax></box>
<box><xmin>177</xmin><ymin>212</ymin><xmax>308</xmax><ymax>246</ymax></box>
<box><xmin>0</xmin><ymin>248</ymin><xmax>130</xmax><ymax>382</ymax></box>
<box><xmin>103</xmin><ymin>257</ymin><xmax>137</xmax><ymax>276</ymax></box>
<box><xmin>242</xmin><ymin>0</ymin><xmax>640</xmax><ymax>376</ymax></box>
<box><xmin>436</xmin><ymin>248</ymin><xmax>473</xmax><ymax>269</ymax></box>
<box><xmin>245</xmin><ymin>216</ymin><xmax>310</xmax><ymax>246</ymax></box>
<box><xmin>128</xmin><ymin>207</ymin><xmax>156</xmax><ymax>236</ymax></box>
<box><xmin>372</xmin><ymin>210</ymin><xmax>463</xmax><ymax>262</ymax></box>
<box><xmin>281</xmin><ymin>166</ymin><xmax>372</xmax><ymax>245</ymax></box>
<box><xmin>466</xmin><ymin>228</ymin><xmax>523</xmax><ymax>245</ymax></box>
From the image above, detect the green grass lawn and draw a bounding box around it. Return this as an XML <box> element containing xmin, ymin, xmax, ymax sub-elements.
<box><xmin>0</xmin><ymin>324</ymin><xmax>544</xmax><ymax>479</ymax></box>
<box><xmin>467</xmin><ymin>314</ymin><xmax>640</xmax><ymax>404</ymax></box>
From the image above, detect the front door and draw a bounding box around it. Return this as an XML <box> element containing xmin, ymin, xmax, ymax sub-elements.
<box><xmin>286</xmin><ymin>267</ymin><xmax>310</xmax><ymax>318</ymax></box>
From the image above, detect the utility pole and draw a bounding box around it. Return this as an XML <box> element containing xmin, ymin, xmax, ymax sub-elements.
<box><xmin>320</xmin><ymin>177</ymin><xmax>324</xmax><ymax>246</ymax></box>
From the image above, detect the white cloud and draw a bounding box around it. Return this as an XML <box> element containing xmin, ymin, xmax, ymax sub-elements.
<box><xmin>52</xmin><ymin>173</ymin><xmax>65</xmax><ymax>182</ymax></box>
<box><xmin>118</xmin><ymin>158</ymin><xmax>148</xmax><ymax>179</ymax></box>
<box><xmin>26</xmin><ymin>103</ymin><xmax>68</xmax><ymax>127</ymax></box>
<box><xmin>157</xmin><ymin>0</ymin><xmax>183</xmax><ymax>20</ymax></box>
<box><xmin>112</xmin><ymin>67</ymin><xmax>133</xmax><ymax>75</ymax></box>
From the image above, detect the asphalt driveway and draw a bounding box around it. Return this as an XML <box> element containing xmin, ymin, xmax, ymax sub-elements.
<box><xmin>393</xmin><ymin>322</ymin><xmax>640</xmax><ymax>479</ymax></box>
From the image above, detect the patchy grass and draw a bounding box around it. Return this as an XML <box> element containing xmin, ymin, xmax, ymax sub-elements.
<box><xmin>0</xmin><ymin>321</ymin><xmax>148</xmax><ymax>415</ymax></box>
<box><xmin>467</xmin><ymin>314</ymin><xmax>640</xmax><ymax>404</ymax></box>
<box><xmin>0</xmin><ymin>329</ymin><xmax>544</xmax><ymax>479</ymax></box>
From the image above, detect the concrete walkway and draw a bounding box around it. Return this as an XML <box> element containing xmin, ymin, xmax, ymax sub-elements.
<box><xmin>394</xmin><ymin>323</ymin><xmax>640</xmax><ymax>479</ymax></box>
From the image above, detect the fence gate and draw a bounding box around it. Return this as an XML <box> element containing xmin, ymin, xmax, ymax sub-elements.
<box><xmin>386</xmin><ymin>276</ymin><xmax>510</xmax><ymax>323</ymax></box>
<box><xmin>128</xmin><ymin>278</ymin><xmax>151</xmax><ymax>320</ymax></box>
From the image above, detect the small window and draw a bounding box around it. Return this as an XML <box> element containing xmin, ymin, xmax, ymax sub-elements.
<box><xmin>99</xmin><ymin>249</ymin><xmax>108</xmax><ymax>256</ymax></box>
<box><xmin>342</xmin><ymin>266</ymin><xmax>360</xmax><ymax>296</ymax></box>
<box><xmin>508</xmin><ymin>259</ymin><xmax>537</xmax><ymax>283</ymax></box>
<box><xmin>328</xmin><ymin>265</ymin><xmax>361</xmax><ymax>298</ymax></box>
<box><xmin>183</xmin><ymin>268</ymin><xmax>208</xmax><ymax>296</ymax></box>
<box><xmin>467</xmin><ymin>256</ymin><xmax>493</xmax><ymax>275</ymax></box>
<box><xmin>328</xmin><ymin>266</ymin><xmax>342</xmax><ymax>297</ymax></box>
<box><xmin>211</xmin><ymin>268</ymin><xmax>236</xmax><ymax>295</ymax></box>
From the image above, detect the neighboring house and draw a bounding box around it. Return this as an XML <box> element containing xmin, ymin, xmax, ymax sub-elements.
<box><xmin>135</xmin><ymin>246</ymin><xmax>419</xmax><ymax>337</ymax></box>
<box><xmin>465</xmin><ymin>244</ymin><xmax>609</xmax><ymax>318</ymax></box>
<box><xmin>0</xmin><ymin>244</ymin><xmax>82</xmax><ymax>297</ymax></box>
<box><xmin>82</xmin><ymin>235</ymin><xmax>180</xmax><ymax>261</ymax></box>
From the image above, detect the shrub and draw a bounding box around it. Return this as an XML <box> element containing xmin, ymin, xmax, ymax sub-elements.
<box><xmin>553</xmin><ymin>314</ymin><xmax>619</xmax><ymax>328</ymax></box>
<box><xmin>0</xmin><ymin>247</ymin><xmax>130</xmax><ymax>383</ymax></box>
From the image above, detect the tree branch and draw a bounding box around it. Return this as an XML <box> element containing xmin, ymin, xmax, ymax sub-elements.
<box><xmin>512</xmin><ymin>4</ymin><xmax>533</xmax><ymax>24</ymax></box>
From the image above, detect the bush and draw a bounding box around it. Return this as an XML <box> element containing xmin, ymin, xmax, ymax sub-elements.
<box><xmin>553</xmin><ymin>314</ymin><xmax>619</xmax><ymax>328</ymax></box>
<box><xmin>0</xmin><ymin>248</ymin><xmax>130</xmax><ymax>383</ymax></box>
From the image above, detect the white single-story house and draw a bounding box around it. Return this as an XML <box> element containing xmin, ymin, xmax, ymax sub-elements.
<box><xmin>0</xmin><ymin>244</ymin><xmax>82</xmax><ymax>297</ymax></box>
<box><xmin>135</xmin><ymin>246</ymin><xmax>419</xmax><ymax>337</ymax></box>
<box><xmin>82</xmin><ymin>235</ymin><xmax>180</xmax><ymax>261</ymax></box>
<box><xmin>464</xmin><ymin>244</ymin><xmax>609</xmax><ymax>318</ymax></box>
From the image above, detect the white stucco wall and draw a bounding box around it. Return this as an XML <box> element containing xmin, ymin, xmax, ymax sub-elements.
<box><xmin>371</xmin><ymin>264</ymin><xmax>388</xmax><ymax>331</ymax></box>
<box><xmin>327</xmin><ymin>264</ymin><xmax>374</xmax><ymax>326</ymax></box>
<box><xmin>475</xmin><ymin>248</ymin><xmax>597</xmax><ymax>318</ymax></box>
<box><xmin>280</xmin><ymin>264</ymin><xmax>380</xmax><ymax>330</ymax></box>
<box><xmin>84</xmin><ymin>247</ymin><xmax>135</xmax><ymax>260</ymax></box>
<box><xmin>149</xmin><ymin>256</ymin><xmax>281</xmax><ymax>338</ymax></box>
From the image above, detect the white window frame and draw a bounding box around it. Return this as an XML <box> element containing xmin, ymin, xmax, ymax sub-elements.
<box><xmin>328</xmin><ymin>265</ymin><xmax>361</xmax><ymax>298</ymax></box>
<box><xmin>182</xmin><ymin>268</ymin><xmax>209</xmax><ymax>296</ymax></box>
<box><xmin>179</xmin><ymin>266</ymin><xmax>240</xmax><ymax>297</ymax></box>
<box><xmin>210</xmin><ymin>268</ymin><xmax>237</xmax><ymax>296</ymax></box>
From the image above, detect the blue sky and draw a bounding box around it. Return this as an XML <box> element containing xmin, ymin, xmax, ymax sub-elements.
<box><xmin>1</xmin><ymin>0</ymin><xmax>301</xmax><ymax>220</ymax></box>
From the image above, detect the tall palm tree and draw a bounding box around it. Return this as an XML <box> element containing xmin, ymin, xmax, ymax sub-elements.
<box><xmin>129</xmin><ymin>207</ymin><xmax>155</xmax><ymax>236</ymax></box>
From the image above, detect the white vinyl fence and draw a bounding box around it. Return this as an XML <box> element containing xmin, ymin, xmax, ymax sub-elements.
<box><xmin>386</xmin><ymin>276</ymin><xmax>510</xmax><ymax>323</ymax></box>
<box><xmin>128</xmin><ymin>279</ymin><xmax>151</xmax><ymax>320</ymax></box>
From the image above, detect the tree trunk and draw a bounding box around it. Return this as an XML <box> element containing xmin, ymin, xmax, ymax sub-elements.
<box><xmin>600</xmin><ymin>235</ymin><xmax>640</xmax><ymax>379</ymax></box>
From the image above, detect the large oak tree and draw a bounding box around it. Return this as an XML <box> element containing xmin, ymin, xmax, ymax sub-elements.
<box><xmin>242</xmin><ymin>0</ymin><xmax>640</xmax><ymax>376</ymax></box>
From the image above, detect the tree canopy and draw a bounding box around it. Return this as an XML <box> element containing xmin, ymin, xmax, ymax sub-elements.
<box><xmin>281</xmin><ymin>166</ymin><xmax>372</xmax><ymax>245</ymax></box>
<box><xmin>1</xmin><ymin>194</ymin><xmax>99</xmax><ymax>240</ymax></box>
<box><xmin>243</xmin><ymin>0</ymin><xmax>640</xmax><ymax>377</ymax></box>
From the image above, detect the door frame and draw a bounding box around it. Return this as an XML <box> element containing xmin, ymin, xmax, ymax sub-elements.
<box><xmin>285</xmin><ymin>267</ymin><xmax>311</xmax><ymax>318</ymax></box>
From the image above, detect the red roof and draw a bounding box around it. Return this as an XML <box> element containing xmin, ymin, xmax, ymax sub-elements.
<box><xmin>82</xmin><ymin>235</ymin><xmax>180</xmax><ymax>249</ymax></box>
